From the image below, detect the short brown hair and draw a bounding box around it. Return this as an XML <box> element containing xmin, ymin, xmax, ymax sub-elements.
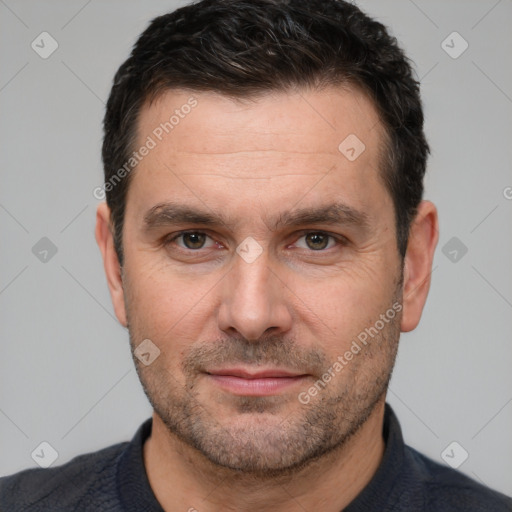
<box><xmin>102</xmin><ymin>0</ymin><xmax>429</xmax><ymax>265</ymax></box>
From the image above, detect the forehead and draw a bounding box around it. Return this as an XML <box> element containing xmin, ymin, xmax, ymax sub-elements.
<box><xmin>137</xmin><ymin>85</ymin><xmax>384</xmax><ymax>160</ymax></box>
<box><xmin>127</xmin><ymin>86</ymin><xmax>391</xmax><ymax>226</ymax></box>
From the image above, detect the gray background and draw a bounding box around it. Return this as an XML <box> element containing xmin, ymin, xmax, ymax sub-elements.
<box><xmin>1</xmin><ymin>0</ymin><xmax>511</xmax><ymax>497</ymax></box>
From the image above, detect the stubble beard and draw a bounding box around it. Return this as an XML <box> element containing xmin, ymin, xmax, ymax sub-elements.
<box><xmin>123</xmin><ymin>259</ymin><xmax>404</xmax><ymax>478</ymax></box>
<box><xmin>128</xmin><ymin>311</ymin><xmax>400</xmax><ymax>478</ymax></box>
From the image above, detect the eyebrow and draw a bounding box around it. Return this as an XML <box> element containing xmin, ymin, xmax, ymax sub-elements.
<box><xmin>142</xmin><ymin>201</ymin><xmax>370</xmax><ymax>232</ymax></box>
<box><xmin>271</xmin><ymin>202</ymin><xmax>369</xmax><ymax>231</ymax></box>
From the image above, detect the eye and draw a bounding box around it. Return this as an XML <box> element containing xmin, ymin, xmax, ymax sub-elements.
<box><xmin>294</xmin><ymin>232</ymin><xmax>338</xmax><ymax>251</ymax></box>
<box><xmin>170</xmin><ymin>231</ymin><xmax>216</xmax><ymax>250</ymax></box>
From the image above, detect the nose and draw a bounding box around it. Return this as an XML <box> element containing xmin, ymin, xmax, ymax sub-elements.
<box><xmin>217</xmin><ymin>248</ymin><xmax>293</xmax><ymax>341</ymax></box>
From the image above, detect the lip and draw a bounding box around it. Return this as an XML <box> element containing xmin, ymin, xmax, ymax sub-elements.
<box><xmin>205</xmin><ymin>367</ymin><xmax>309</xmax><ymax>396</ymax></box>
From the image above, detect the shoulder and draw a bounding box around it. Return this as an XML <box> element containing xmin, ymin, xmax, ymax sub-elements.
<box><xmin>0</xmin><ymin>440</ymin><xmax>128</xmax><ymax>511</ymax></box>
<box><xmin>404</xmin><ymin>445</ymin><xmax>512</xmax><ymax>511</ymax></box>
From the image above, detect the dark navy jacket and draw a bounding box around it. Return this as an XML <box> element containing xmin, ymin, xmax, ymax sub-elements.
<box><xmin>1</xmin><ymin>405</ymin><xmax>511</xmax><ymax>511</ymax></box>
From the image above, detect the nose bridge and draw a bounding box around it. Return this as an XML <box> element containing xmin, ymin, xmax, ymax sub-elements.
<box><xmin>235</xmin><ymin>257</ymin><xmax>269</xmax><ymax>304</ymax></box>
<box><xmin>218</xmin><ymin>248</ymin><xmax>291</xmax><ymax>340</ymax></box>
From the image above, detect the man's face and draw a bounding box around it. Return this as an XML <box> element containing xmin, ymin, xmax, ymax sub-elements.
<box><xmin>119</xmin><ymin>87</ymin><xmax>403</xmax><ymax>474</ymax></box>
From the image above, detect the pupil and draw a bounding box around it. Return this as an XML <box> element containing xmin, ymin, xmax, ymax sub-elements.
<box><xmin>184</xmin><ymin>233</ymin><xmax>205</xmax><ymax>249</ymax></box>
<box><xmin>306</xmin><ymin>233</ymin><xmax>328</xmax><ymax>250</ymax></box>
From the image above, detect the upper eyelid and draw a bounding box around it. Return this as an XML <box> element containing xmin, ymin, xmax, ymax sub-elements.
<box><xmin>167</xmin><ymin>230</ymin><xmax>216</xmax><ymax>245</ymax></box>
<box><xmin>166</xmin><ymin>230</ymin><xmax>346</xmax><ymax>248</ymax></box>
<box><xmin>292</xmin><ymin>232</ymin><xmax>348</xmax><ymax>250</ymax></box>
<box><xmin>169</xmin><ymin>230</ymin><xmax>211</xmax><ymax>240</ymax></box>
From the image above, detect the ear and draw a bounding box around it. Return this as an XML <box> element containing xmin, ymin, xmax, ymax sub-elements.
<box><xmin>95</xmin><ymin>202</ymin><xmax>128</xmax><ymax>327</ymax></box>
<box><xmin>400</xmin><ymin>200</ymin><xmax>439</xmax><ymax>332</ymax></box>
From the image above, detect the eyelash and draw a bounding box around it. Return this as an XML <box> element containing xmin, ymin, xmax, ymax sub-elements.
<box><xmin>163</xmin><ymin>230</ymin><xmax>347</xmax><ymax>254</ymax></box>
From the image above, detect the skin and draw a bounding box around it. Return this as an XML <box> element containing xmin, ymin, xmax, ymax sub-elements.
<box><xmin>96</xmin><ymin>86</ymin><xmax>438</xmax><ymax>511</ymax></box>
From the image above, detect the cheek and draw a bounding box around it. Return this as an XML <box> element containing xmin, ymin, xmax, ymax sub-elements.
<box><xmin>293</xmin><ymin>264</ymin><xmax>397</xmax><ymax>347</ymax></box>
<box><xmin>123</xmin><ymin>257</ymin><xmax>218</xmax><ymax>348</ymax></box>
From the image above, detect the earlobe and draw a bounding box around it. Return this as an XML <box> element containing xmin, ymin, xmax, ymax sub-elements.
<box><xmin>400</xmin><ymin>201</ymin><xmax>439</xmax><ymax>333</ymax></box>
<box><xmin>95</xmin><ymin>202</ymin><xmax>128</xmax><ymax>327</ymax></box>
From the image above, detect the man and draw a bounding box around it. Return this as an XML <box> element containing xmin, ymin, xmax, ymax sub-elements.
<box><xmin>1</xmin><ymin>0</ymin><xmax>510</xmax><ymax>510</ymax></box>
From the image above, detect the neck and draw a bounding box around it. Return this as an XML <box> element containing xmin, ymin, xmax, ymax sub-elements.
<box><xmin>143</xmin><ymin>400</ymin><xmax>386</xmax><ymax>512</ymax></box>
